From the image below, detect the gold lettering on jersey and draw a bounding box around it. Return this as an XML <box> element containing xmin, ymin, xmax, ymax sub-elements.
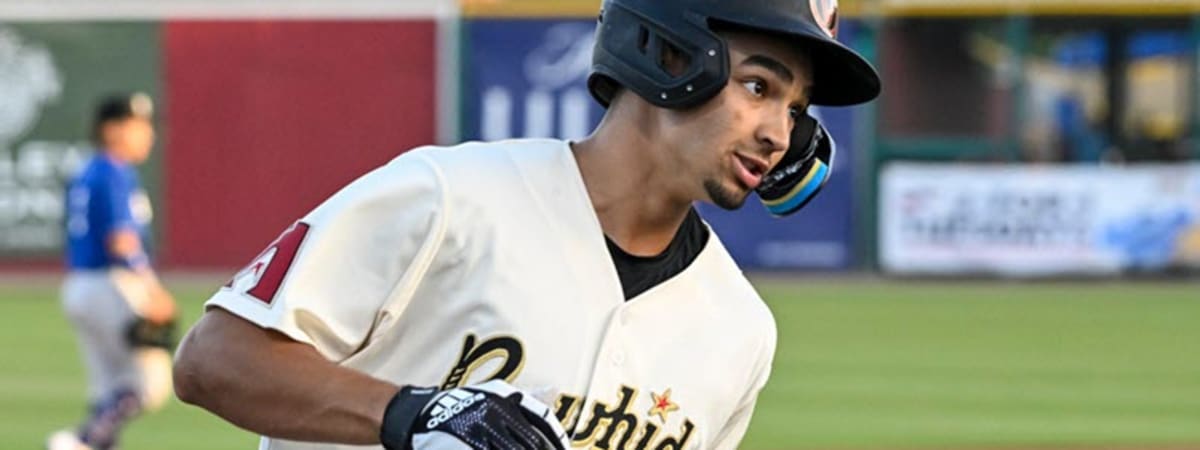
<box><xmin>436</xmin><ymin>335</ymin><xmax>696</xmax><ymax>448</ymax></box>
<box><xmin>559</xmin><ymin>386</ymin><xmax>696</xmax><ymax>450</ymax></box>
<box><xmin>554</xmin><ymin>394</ymin><xmax>585</xmax><ymax>433</ymax></box>
<box><xmin>573</xmin><ymin>386</ymin><xmax>639</xmax><ymax>449</ymax></box>
<box><xmin>631</xmin><ymin>422</ymin><xmax>662</xmax><ymax>449</ymax></box>
<box><xmin>652</xmin><ymin>421</ymin><xmax>694</xmax><ymax>450</ymax></box>
<box><xmin>440</xmin><ymin>334</ymin><xmax>525</xmax><ymax>390</ymax></box>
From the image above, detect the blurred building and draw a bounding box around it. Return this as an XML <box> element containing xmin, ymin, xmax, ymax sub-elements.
<box><xmin>857</xmin><ymin>0</ymin><xmax>1199</xmax><ymax>163</ymax></box>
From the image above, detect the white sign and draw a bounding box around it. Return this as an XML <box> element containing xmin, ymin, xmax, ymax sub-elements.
<box><xmin>0</xmin><ymin>27</ymin><xmax>60</xmax><ymax>147</ymax></box>
<box><xmin>879</xmin><ymin>163</ymin><xmax>1200</xmax><ymax>276</ymax></box>
<box><xmin>0</xmin><ymin>26</ymin><xmax>91</xmax><ymax>253</ymax></box>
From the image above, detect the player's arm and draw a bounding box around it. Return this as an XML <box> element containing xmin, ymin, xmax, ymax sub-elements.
<box><xmin>101</xmin><ymin>171</ymin><xmax>175</xmax><ymax>323</ymax></box>
<box><xmin>176</xmin><ymin>312</ymin><xmax>570</xmax><ymax>447</ymax></box>
<box><xmin>172</xmin><ymin>152</ymin><xmax>447</xmax><ymax>444</ymax></box>
<box><xmin>174</xmin><ymin>307</ymin><xmax>399</xmax><ymax>444</ymax></box>
<box><xmin>107</xmin><ymin>228</ymin><xmax>176</xmax><ymax>323</ymax></box>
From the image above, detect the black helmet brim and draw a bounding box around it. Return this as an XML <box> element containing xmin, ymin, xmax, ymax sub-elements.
<box><xmin>714</xmin><ymin>16</ymin><xmax>881</xmax><ymax>107</ymax></box>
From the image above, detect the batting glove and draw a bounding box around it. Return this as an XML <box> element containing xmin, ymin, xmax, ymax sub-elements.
<box><xmin>380</xmin><ymin>380</ymin><xmax>570</xmax><ymax>450</ymax></box>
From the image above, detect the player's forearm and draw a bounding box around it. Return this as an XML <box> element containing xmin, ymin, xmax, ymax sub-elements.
<box><xmin>174</xmin><ymin>308</ymin><xmax>400</xmax><ymax>445</ymax></box>
<box><xmin>107</xmin><ymin>228</ymin><xmax>152</xmax><ymax>271</ymax></box>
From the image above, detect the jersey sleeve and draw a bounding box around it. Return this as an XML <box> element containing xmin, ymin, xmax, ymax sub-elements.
<box><xmin>205</xmin><ymin>149</ymin><xmax>451</xmax><ymax>362</ymax></box>
<box><xmin>711</xmin><ymin>319</ymin><xmax>777</xmax><ymax>449</ymax></box>
<box><xmin>99</xmin><ymin>166</ymin><xmax>138</xmax><ymax>235</ymax></box>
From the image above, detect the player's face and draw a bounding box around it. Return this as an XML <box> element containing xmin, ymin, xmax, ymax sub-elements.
<box><xmin>104</xmin><ymin>117</ymin><xmax>156</xmax><ymax>164</ymax></box>
<box><xmin>664</xmin><ymin>32</ymin><xmax>813</xmax><ymax>210</ymax></box>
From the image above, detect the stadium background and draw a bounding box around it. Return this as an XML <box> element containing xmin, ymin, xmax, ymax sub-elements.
<box><xmin>0</xmin><ymin>0</ymin><xmax>1197</xmax><ymax>448</ymax></box>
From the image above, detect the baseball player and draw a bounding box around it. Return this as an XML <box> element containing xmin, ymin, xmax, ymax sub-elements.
<box><xmin>174</xmin><ymin>0</ymin><xmax>880</xmax><ymax>448</ymax></box>
<box><xmin>48</xmin><ymin>93</ymin><xmax>179</xmax><ymax>450</ymax></box>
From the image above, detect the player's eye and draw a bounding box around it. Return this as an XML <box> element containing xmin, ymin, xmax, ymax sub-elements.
<box><xmin>742</xmin><ymin>80</ymin><xmax>766</xmax><ymax>97</ymax></box>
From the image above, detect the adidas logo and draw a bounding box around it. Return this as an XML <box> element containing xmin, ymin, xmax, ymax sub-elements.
<box><xmin>426</xmin><ymin>389</ymin><xmax>487</xmax><ymax>429</ymax></box>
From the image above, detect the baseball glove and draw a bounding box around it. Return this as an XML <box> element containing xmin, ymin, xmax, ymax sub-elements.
<box><xmin>125</xmin><ymin>317</ymin><xmax>178</xmax><ymax>350</ymax></box>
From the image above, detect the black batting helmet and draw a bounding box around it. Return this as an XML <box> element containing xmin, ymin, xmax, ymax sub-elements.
<box><xmin>588</xmin><ymin>0</ymin><xmax>881</xmax><ymax>109</ymax></box>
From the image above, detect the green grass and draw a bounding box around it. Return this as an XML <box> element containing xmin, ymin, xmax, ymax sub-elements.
<box><xmin>742</xmin><ymin>279</ymin><xmax>1200</xmax><ymax>450</ymax></box>
<box><xmin>0</xmin><ymin>279</ymin><xmax>258</xmax><ymax>450</ymax></box>
<box><xmin>1</xmin><ymin>276</ymin><xmax>1198</xmax><ymax>449</ymax></box>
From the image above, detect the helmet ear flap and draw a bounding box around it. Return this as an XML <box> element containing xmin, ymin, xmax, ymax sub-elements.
<box><xmin>756</xmin><ymin>115</ymin><xmax>836</xmax><ymax>217</ymax></box>
<box><xmin>789</xmin><ymin>115</ymin><xmax>820</xmax><ymax>162</ymax></box>
<box><xmin>652</xmin><ymin>35</ymin><xmax>693</xmax><ymax>78</ymax></box>
<box><xmin>588</xmin><ymin>2</ymin><xmax>728</xmax><ymax>109</ymax></box>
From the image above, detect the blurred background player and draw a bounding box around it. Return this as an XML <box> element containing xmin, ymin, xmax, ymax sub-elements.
<box><xmin>47</xmin><ymin>92</ymin><xmax>178</xmax><ymax>450</ymax></box>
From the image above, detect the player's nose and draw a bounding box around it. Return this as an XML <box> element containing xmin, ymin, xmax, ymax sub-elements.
<box><xmin>754</xmin><ymin>109</ymin><xmax>791</xmax><ymax>156</ymax></box>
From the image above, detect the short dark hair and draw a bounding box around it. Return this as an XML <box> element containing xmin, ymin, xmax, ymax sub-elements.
<box><xmin>92</xmin><ymin>92</ymin><xmax>153</xmax><ymax>145</ymax></box>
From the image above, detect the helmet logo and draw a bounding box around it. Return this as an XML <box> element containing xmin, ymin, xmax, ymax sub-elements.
<box><xmin>810</xmin><ymin>0</ymin><xmax>838</xmax><ymax>39</ymax></box>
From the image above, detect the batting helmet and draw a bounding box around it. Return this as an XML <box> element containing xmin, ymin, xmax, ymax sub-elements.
<box><xmin>587</xmin><ymin>0</ymin><xmax>880</xmax><ymax>217</ymax></box>
<box><xmin>588</xmin><ymin>0</ymin><xmax>880</xmax><ymax>109</ymax></box>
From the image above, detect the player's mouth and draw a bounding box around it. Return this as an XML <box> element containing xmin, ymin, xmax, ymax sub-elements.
<box><xmin>732</xmin><ymin>152</ymin><xmax>768</xmax><ymax>190</ymax></box>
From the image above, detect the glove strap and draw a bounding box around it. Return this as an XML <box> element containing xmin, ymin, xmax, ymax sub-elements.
<box><xmin>380</xmin><ymin>386</ymin><xmax>438</xmax><ymax>450</ymax></box>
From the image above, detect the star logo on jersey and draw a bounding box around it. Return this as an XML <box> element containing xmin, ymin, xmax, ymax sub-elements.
<box><xmin>648</xmin><ymin>389</ymin><xmax>679</xmax><ymax>423</ymax></box>
<box><xmin>556</xmin><ymin>386</ymin><xmax>695</xmax><ymax>448</ymax></box>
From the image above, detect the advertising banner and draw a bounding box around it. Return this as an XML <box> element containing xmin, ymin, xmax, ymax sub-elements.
<box><xmin>0</xmin><ymin>23</ymin><xmax>162</xmax><ymax>263</ymax></box>
<box><xmin>880</xmin><ymin>163</ymin><xmax>1200</xmax><ymax>275</ymax></box>
<box><xmin>463</xmin><ymin>19</ymin><xmax>603</xmax><ymax>142</ymax></box>
<box><xmin>462</xmin><ymin>18</ymin><xmax>865</xmax><ymax>270</ymax></box>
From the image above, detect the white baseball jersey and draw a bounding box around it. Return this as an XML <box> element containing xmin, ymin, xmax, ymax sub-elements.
<box><xmin>207</xmin><ymin>139</ymin><xmax>778</xmax><ymax>450</ymax></box>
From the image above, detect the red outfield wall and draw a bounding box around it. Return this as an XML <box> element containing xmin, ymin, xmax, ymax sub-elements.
<box><xmin>163</xmin><ymin>20</ymin><xmax>437</xmax><ymax>267</ymax></box>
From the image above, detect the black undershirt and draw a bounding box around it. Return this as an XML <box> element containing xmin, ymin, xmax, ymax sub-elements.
<box><xmin>604</xmin><ymin>207</ymin><xmax>710</xmax><ymax>300</ymax></box>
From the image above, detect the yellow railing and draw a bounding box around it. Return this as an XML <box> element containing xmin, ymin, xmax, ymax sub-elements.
<box><xmin>460</xmin><ymin>0</ymin><xmax>599</xmax><ymax>18</ymax></box>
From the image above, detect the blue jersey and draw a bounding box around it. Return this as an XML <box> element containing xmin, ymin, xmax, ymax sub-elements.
<box><xmin>64</xmin><ymin>153</ymin><xmax>152</xmax><ymax>270</ymax></box>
